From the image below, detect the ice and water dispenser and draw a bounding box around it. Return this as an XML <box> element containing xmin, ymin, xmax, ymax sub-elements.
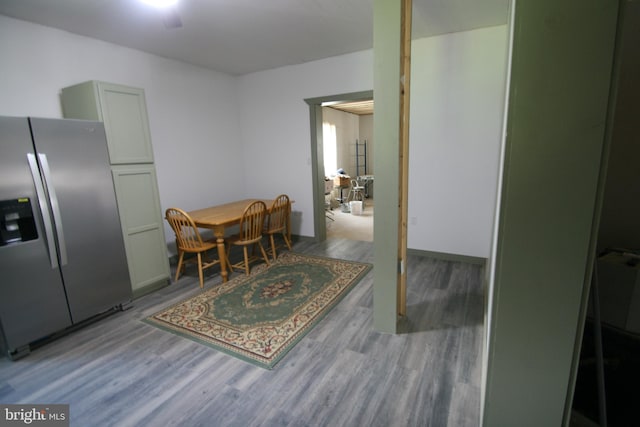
<box><xmin>0</xmin><ymin>198</ymin><xmax>38</xmax><ymax>246</ymax></box>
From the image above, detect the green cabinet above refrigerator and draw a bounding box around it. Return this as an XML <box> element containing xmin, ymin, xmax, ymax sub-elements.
<box><xmin>61</xmin><ymin>81</ymin><xmax>154</xmax><ymax>164</ymax></box>
<box><xmin>61</xmin><ymin>81</ymin><xmax>170</xmax><ymax>297</ymax></box>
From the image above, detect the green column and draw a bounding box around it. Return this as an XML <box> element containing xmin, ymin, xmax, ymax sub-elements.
<box><xmin>373</xmin><ymin>0</ymin><xmax>402</xmax><ymax>333</ymax></box>
<box><xmin>484</xmin><ymin>0</ymin><xmax>619</xmax><ymax>425</ymax></box>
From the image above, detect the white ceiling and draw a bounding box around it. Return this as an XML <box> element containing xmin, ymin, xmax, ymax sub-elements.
<box><xmin>0</xmin><ymin>0</ymin><xmax>509</xmax><ymax>76</ymax></box>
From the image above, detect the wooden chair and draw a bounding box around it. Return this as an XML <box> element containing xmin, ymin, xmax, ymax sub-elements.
<box><xmin>264</xmin><ymin>194</ymin><xmax>293</xmax><ymax>260</ymax></box>
<box><xmin>226</xmin><ymin>200</ymin><xmax>270</xmax><ymax>275</ymax></box>
<box><xmin>165</xmin><ymin>207</ymin><xmax>221</xmax><ymax>289</ymax></box>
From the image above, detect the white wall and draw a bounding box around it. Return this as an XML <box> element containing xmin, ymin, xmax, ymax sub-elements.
<box><xmin>0</xmin><ymin>15</ymin><xmax>508</xmax><ymax>259</ymax></box>
<box><xmin>240</xmin><ymin>25</ymin><xmax>508</xmax><ymax>257</ymax></box>
<box><xmin>408</xmin><ymin>25</ymin><xmax>509</xmax><ymax>258</ymax></box>
<box><xmin>0</xmin><ymin>16</ymin><xmax>243</xmax><ymax>248</ymax></box>
<box><xmin>237</xmin><ymin>51</ymin><xmax>374</xmax><ymax>236</ymax></box>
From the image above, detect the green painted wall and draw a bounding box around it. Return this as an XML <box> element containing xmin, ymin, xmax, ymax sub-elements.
<box><xmin>372</xmin><ymin>0</ymin><xmax>401</xmax><ymax>333</ymax></box>
<box><xmin>597</xmin><ymin>0</ymin><xmax>640</xmax><ymax>253</ymax></box>
<box><xmin>483</xmin><ymin>0</ymin><xmax>619</xmax><ymax>425</ymax></box>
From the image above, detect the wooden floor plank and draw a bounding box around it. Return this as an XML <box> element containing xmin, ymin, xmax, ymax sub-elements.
<box><xmin>0</xmin><ymin>239</ymin><xmax>484</xmax><ymax>426</ymax></box>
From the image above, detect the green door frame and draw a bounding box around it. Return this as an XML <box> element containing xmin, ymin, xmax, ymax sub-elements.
<box><xmin>304</xmin><ymin>90</ymin><xmax>374</xmax><ymax>242</ymax></box>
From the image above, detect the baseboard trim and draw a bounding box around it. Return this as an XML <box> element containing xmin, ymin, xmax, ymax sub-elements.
<box><xmin>407</xmin><ymin>248</ymin><xmax>487</xmax><ymax>266</ymax></box>
<box><xmin>292</xmin><ymin>234</ymin><xmax>316</xmax><ymax>243</ymax></box>
<box><xmin>167</xmin><ymin>241</ymin><xmax>485</xmax><ymax>266</ymax></box>
<box><xmin>132</xmin><ymin>279</ymin><xmax>171</xmax><ymax>299</ymax></box>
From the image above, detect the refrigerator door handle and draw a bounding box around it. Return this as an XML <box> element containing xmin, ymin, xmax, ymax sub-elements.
<box><xmin>38</xmin><ymin>153</ymin><xmax>68</xmax><ymax>266</ymax></box>
<box><xmin>27</xmin><ymin>153</ymin><xmax>59</xmax><ymax>269</ymax></box>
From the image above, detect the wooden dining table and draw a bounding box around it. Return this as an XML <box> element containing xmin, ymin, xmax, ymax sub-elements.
<box><xmin>188</xmin><ymin>198</ymin><xmax>291</xmax><ymax>282</ymax></box>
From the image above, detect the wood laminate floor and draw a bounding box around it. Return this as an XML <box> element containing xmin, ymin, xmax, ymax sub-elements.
<box><xmin>0</xmin><ymin>239</ymin><xmax>484</xmax><ymax>427</ymax></box>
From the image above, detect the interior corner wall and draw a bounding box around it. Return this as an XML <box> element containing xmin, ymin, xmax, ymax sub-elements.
<box><xmin>0</xmin><ymin>13</ymin><xmax>509</xmax><ymax>259</ymax></box>
<box><xmin>0</xmin><ymin>15</ymin><xmax>244</xmax><ymax>251</ymax></box>
<box><xmin>597</xmin><ymin>0</ymin><xmax>640</xmax><ymax>253</ymax></box>
<box><xmin>239</xmin><ymin>26</ymin><xmax>508</xmax><ymax>256</ymax></box>
<box><xmin>236</xmin><ymin>50</ymin><xmax>374</xmax><ymax>238</ymax></box>
<box><xmin>408</xmin><ymin>25</ymin><xmax>509</xmax><ymax>259</ymax></box>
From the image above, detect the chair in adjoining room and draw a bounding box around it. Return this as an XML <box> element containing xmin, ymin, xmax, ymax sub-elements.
<box><xmin>226</xmin><ymin>200</ymin><xmax>271</xmax><ymax>275</ymax></box>
<box><xmin>264</xmin><ymin>194</ymin><xmax>293</xmax><ymax>261</ymax></box>
<box><xmin>165</xmin><ymin>207</ymin><xmax>222</xmax><ymax>289</ymax></box>
<box><xmin>347</xmin><ymin>179</ymin><xmax>365</xmax><ymax>205</ymax></box>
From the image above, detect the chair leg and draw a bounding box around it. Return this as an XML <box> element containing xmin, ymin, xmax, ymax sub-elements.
<box><xmin>270</xmin><ymin>234</ymin><xmax>277</xmax><ymax>261</ymax></box>
<box><xmin>258</xmin><ymin>242</ymin><xmax>270</xmax><ymax>266</ymax></box>
<box><xmin>197</xmin><ymin>252</ymin><xmax>204</xmax><ymax>288</ymax></box>
<box><xmin>243</xmin><ymin>246</ymin><xmax>250</xmax><ymax>275</ymax></box>
<box><xmin>175</xmin><ymin>252</ymin><xmax>185</xmax><ymax>282</ymax></box>
<box><xmin>282</xmin><ymin>232</ymin><xmax>292</xmax><ymax>250</ymax></box>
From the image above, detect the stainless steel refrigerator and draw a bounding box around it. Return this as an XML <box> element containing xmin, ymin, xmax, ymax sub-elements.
<box><xmin>0</xmin><ymin>116</ymin><xmax>131</xmax><ymax>359</ymax></box>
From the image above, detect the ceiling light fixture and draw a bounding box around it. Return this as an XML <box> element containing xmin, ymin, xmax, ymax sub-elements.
<box><xmin>140</xmin><ymin>0</ymin><xmax>178</xmax><ymax>8</ymax></box>
<box><xmin>140</xmin><ymin>0</ymin><xmax>182</xmax><ymax>29</ymax></box>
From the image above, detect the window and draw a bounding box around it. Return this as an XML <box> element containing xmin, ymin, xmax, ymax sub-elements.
<box><xmin>323</xmin><ymin>122</ymin><xmax>337</xmax><ymax>176</ymax></box>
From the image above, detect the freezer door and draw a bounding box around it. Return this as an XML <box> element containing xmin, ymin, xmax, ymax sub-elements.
<box><xmin>29</xmin><ymin>118</ymin><xmax>132</xmax><ymax>323</ymax></box>
<box><xmin>0</xmin><ymin>117</ymin><xmax>72</xmax><ymax>351</ymax></box>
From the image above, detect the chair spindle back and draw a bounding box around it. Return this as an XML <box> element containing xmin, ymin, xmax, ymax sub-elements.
<box><xmin>267</xmin><ymin>194</ymin><xmax>290</xmax><ymax>233</ymax></box>
<box><xmin>239</xmin><ymin>201</ymin><xmax>267</xmax><ymax>243</ymax></box>
<box><xmin>165</xmin><ymin>207</ymin><xmax>205</xmax><ymax>251</ymax></box>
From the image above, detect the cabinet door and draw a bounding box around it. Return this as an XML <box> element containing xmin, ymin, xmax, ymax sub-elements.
<box><xmin>112</xmin><ymin>165</ymin><xmax>170</xmax><ymax>294</ymax></box>
<box><xmin>98</xmin><ymin>82</ymin><xmax>155</xmax><ymax>164</ymax></box>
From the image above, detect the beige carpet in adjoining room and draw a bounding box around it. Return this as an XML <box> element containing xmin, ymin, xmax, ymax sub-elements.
<box><xmin>326</xmin><ymin>199</ymin><xmax>373</xmax><ymax>241</ymax></box>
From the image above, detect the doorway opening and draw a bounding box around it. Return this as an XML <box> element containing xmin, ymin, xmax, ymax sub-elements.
<box><xmin>305</xmin><ymin>91</ymin><xmax>374</xmax><ymax>242</ymax></box>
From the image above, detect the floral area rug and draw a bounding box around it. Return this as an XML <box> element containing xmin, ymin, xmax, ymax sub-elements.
<box><xmin>144</xmin><ymin>252</ymin><xmax>371</xmax><ymax>369</ymax></box>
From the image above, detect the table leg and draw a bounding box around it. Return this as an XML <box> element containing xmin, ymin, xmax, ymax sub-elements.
<box><xmin>214</xmin><ymin>227</ymin><xmax>228</xmax><ymax>282</ymax></box>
